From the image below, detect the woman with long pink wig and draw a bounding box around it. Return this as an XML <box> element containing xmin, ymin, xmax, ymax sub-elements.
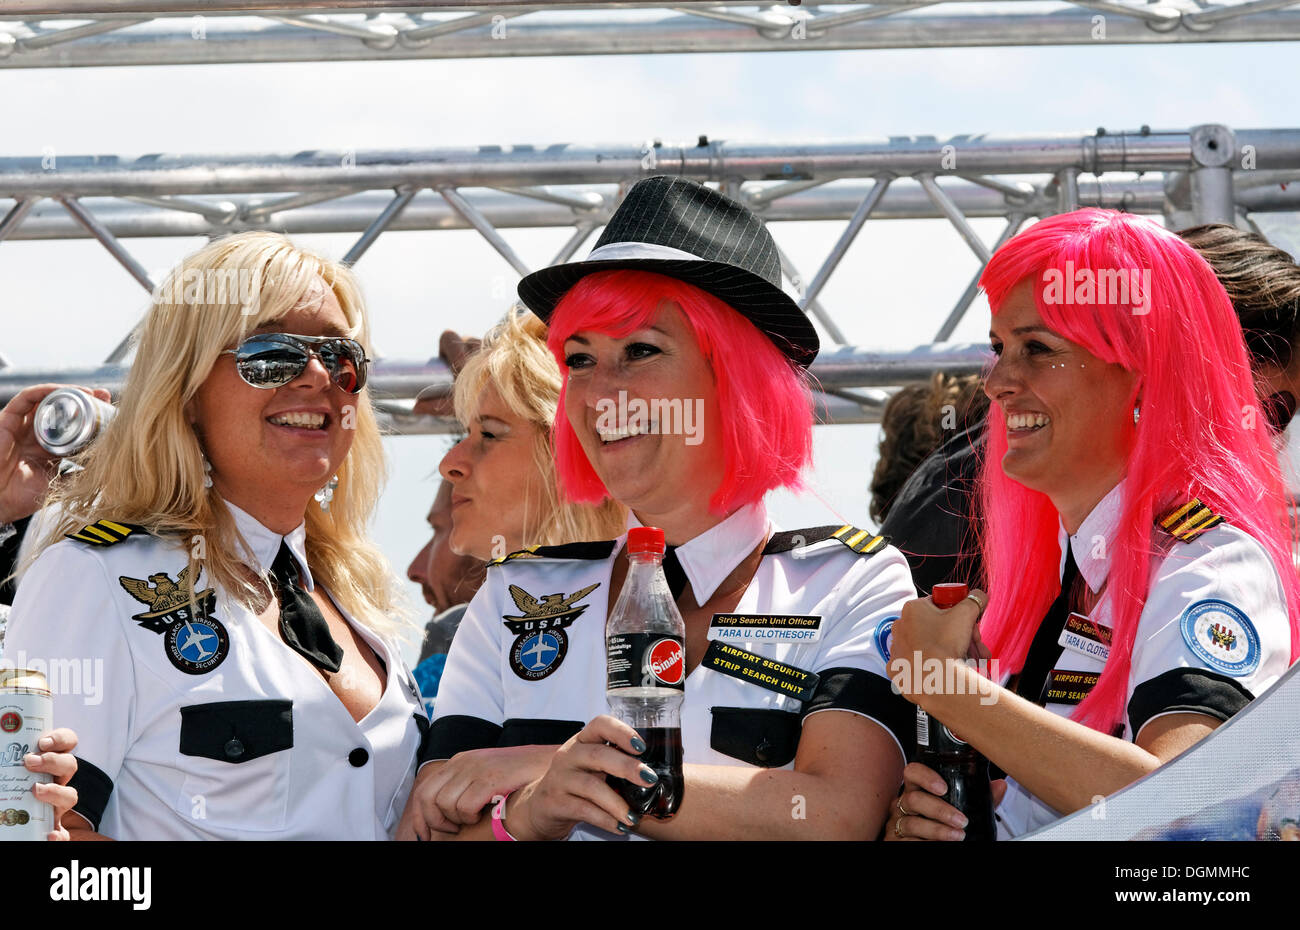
<box><xmin>888</xmin><ymin>208</ymin><xmax>1300</xmax><ymax>840</ymax></box>
<box><xmin>406</xmin><ymin>176</ymin><xmax>918</xmax><ymax>841</ymax></box>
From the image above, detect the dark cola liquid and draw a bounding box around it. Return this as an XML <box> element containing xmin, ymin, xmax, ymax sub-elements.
<box><xmin>916</xmin><ymin>717</ymin><xmax>997</xmax><ymax>841</ymax></box>
<box><xmin>607</xmin><ymin>727</ymin><xmax>684</xmax><ymax>821</ymax></box>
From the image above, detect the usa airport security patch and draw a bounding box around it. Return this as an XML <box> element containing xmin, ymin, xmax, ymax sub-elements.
<box><xmin>502</xmin><ymin>582</ymin><xmax>599</xmax><ymax>682</ymax></box>
<box><xmin>120</xmin><ymin>568</ymin><xmax>230</xmax><ymax>674</ymax></box>
<box><xmin>1179</xmin><ymin>599</ymin><xmax>1260</xmax><ymax>678</ymax></box>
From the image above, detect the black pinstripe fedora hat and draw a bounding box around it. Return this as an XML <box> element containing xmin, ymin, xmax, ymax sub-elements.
<box><xmin>517</xmin><ymin>175</ymin><xmax>819</xmax><ymax>367</ymax></box>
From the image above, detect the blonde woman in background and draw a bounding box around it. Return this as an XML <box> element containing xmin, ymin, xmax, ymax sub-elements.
<box><xmin>398</xmin><ymin>308</ymin><xmax>625</xmax><ymax>839</ymax></box>
<box><xmin>7</xmin><ymin>231</ymin><xmax>424</xmax><ymax>840</ymax></box>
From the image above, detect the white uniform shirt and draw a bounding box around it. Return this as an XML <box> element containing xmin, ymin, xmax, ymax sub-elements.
<box><xmin>997</xmin><ymin>481</ymin><xmax>1292</xmax><ymax>837</ymax></box>
<box><xmin>428</xmin><ymin>502</ymin><xmax>917</xmax><ymax>840</ymax></box>
<box><xmin>4</xmin><ymin>502</ymin><xmax>423</xmax><ymax>840</ymax></box>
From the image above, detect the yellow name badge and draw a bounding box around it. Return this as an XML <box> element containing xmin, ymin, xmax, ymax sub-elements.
<box><xmin>1056</xmin><ymin>612</ymin><xmax>1112</xmax><ymax>663</ymax></box>
<box><xmin>701</xmin><ymin>641</ymin><xmax>820</xmax><ymax>702</ymax></box>
<box><xmin>706</xmin><ymin>613</ymin><xmax>823</xmax><ymax>644</ymax></box>
<box><xmin>1042</xmin><ymin>669</ymin><xmax>1101</xmax><ymax>706</ymax></box>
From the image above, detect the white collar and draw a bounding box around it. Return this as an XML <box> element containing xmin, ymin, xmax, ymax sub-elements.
<box><xmin>1059</xmin><ymin>478</ymin><xmax>1125</xmax><ymax>594</ymax></box>
<box><xmin>625</xmin><ymin>502</ymin><xmax>770</xmax><ymax>607</ymax></box>
<box><xmin>225</xmin><ymin>499</ymin><xmax>314</xmax><ymax>592</ymax></box>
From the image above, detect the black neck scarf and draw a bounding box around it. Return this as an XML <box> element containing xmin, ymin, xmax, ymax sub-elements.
<box><xmin>271</xmin><ymin>541</ymin><xmax>344</xmax><ymax>674</ymax></box>
<box><xmin>663</xmin><ymin>545</ymin><xmax>689</xmax><ymax>601</ymax></box>
<box><xmin>1014</xmin><ymin>542</ymin><xmax>1082</xmax><ymax>704</ymax></box>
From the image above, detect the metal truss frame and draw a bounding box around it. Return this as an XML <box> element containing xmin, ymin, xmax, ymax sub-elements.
<box><xmin>4</xmin><ymin>1</ymin><xmax>1300</xmax><ymax>67</ymax></box>
<box><xmin>2</xmin><ymin>125</ymin><xmax>1298</xmax><ymax>430</ymax></box>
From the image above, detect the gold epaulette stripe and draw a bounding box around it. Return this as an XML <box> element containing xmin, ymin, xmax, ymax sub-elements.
<box><xmin>1158</xmin><ymin>498</ymin><xmax>1227</xmax><ymax>544</ymax></box>
<box><xmin>488</xmin><ymin>544</ymin><xmax>541</xmax><ymax>566</ymax></box>
<box><xmin>830</xmin><ymin>524</ymin><xmax>886</xmax><ymax>554</ymax></box>
<box><xmin>65</xmin><ymin>520</ymin><xmax>140</xmax><ymax>547</ymax></box>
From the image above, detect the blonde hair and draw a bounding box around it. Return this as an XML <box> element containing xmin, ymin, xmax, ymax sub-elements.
<box><xmin>454</xmin><ymin>309</ymin><xmax>626</xmax><ymax>547</ymax></box>
<box><xmin>31</xmin><ymin>231</ymin><xmax>412</xmax><ymax>639</ymax></box>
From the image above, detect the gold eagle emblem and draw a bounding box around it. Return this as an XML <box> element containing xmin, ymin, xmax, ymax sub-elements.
<box><xmin>504</xmin><ymin>583</ymin><xmax>599</xmax><ymax>621</ymax></box>
<box><xmin>119</xmin><ymin>565</ymin><xmax>209</xmax><ymax>616</ymax></box>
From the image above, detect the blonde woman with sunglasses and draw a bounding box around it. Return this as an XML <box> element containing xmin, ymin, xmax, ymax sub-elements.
<box><xmin>6</xmin><ymin>231</ymin><xmax>424</xmax><ymax>840</ymax></box>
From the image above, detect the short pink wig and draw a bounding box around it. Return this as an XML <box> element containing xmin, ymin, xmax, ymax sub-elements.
<box><xmin>978</xmin><ymin>208</ymin><xmax>1300</xmax><ymax>731</ymax></box>
<box><xmin>545</xmin><ymin>269</ymin><xmax>814</xmax><ymax>515</ymax></box>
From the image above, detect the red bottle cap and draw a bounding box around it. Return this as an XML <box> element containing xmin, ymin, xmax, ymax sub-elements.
<box><xmin>931</xmin><ymin>582</ymin><xmax>969</xmax><ymax>608</ymax></box>
<box><xmin>627</xmin><ymin>526</ymin><xmax>666</xmax><ymax>556</ymax></box>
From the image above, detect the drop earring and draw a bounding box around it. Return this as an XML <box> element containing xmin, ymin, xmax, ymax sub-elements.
<box><xmin>202</xmin><ymin>452</ymin><xmax>213</xmax><ymax>489</ymax></box>
<box><xmin>1133</xmin><ymin>404</ymin><xmax>1141</xmax><ymax>426</ymax></box>
<box><xmin>315</xmin><ymin>475</ymin><xmax>339</xmax><ymax>512</ymax></box>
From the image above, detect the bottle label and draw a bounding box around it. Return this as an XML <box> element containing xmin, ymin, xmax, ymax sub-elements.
<box><xmin>608</xmin><ymin>634</ymin><xmax>686</xmax><ymax>690</ymax></box>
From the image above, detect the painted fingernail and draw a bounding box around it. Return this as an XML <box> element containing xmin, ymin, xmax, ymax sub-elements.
<box><xmin>616</xmin><ymin>822</ymin><xmax>631</xmax><ymax>834</ymax></box>
<box><xmin>627</xmin><ymin>811</ymin><xmax>641</xmax><ymax>826</ymax></box>
<box><xmin>639</xmin><ymin>765</ymin><xmax>659</xmax><ymax>785</ymax></box>
<box><xmin>630</xmin><ymin>736</ymin><xmax>647</xmax><ymax>754</ymax></box>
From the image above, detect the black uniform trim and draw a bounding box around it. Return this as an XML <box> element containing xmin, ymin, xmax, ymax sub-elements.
<box><xmin>710</xmin><ymin>707</ymin><xmax>802</xmax><ymax>767</ymax></box>
<box><xmin>763</xmin><ymin>525</ymin><xmax>890</xmax><ymax>556</ymax></box>
<box><xmin>499</xmin><ymin>718</ymin><xmax>584</xmax><ymax>747</ymax></box>
<box><xmin>420</xmin><ymin>714</ymin><xmax>504</xmax><ymax>764</ymax></box>
<box><xmin>802</xmin><ymin>667</ymin><xmax>914</xmax><ymax>756</ymax></box>
<box><xmin>65</xmin><ymin>519</ymin><xmax>148</xmax><ymax>547</ymax></box>
<box><xmin>67</xmin><ymin>755</ymin><xmax>113</xmax><ymax>832</ymax></box>
<box><xmin>1127</xmin><ymin>667</ymin><xmax>1255</xmax><ymax>737</ymax></box>
<box><xmin>489</xmin><ymin>539</ymin><xmax>618</xmax><ymax>567</ymax></box>
<box><xmin>178</xmin><ymin>700</ymin><xmax>293</xmax><ymax>763</ymax></box>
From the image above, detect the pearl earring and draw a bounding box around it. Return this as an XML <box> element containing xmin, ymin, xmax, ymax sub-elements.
<box><xmin>315</xmin><ymin>475</ymin><xmax>339</xmax><ymax>512</ymax></box>
<box><xmin>202</xmin><ymin>452</ymin><xmax>213</xmax><ymax>489</ymax></box>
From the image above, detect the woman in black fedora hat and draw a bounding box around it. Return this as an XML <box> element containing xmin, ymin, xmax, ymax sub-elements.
<box><xmin>401</xmin><ymin>176</ymin><xmax>914</xmax><ymax>841</ymax></box>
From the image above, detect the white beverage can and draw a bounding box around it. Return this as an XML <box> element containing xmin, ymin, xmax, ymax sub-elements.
<box><xmin>0</xmin><ymin>669</ymin><xmax>53</xmax><ymax>841</ymax></box>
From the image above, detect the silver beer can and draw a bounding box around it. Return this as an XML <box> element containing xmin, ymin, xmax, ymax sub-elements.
<box><xmin>0</xmin><ymin>668</ymin><xmax>53</xmax><ymax>841</ymax></box>
<box><xmin>34</xmin><ymin>388</ymin><xmax>115</xmax><ymax>457</ymax></box>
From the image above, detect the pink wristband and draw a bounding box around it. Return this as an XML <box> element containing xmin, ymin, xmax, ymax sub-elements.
<box><xmin>492</xmin><ymin>791</ymin><xmax>519</xmax><ymax>842</ymax></box>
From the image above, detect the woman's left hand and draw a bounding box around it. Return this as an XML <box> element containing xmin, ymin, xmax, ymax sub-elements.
<box><xmin>24</xmin><ymin>728</ymin><xmax>79</xmax><ymax>841</ymax></box>
<box><xmin>888</xmin><ymin>589</ymin><xmax>987</xmax><ymax>694</ymax></box>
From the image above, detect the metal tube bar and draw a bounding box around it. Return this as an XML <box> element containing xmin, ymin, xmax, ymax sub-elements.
<box><xmin>774</xmin><ymin>243</ymin><xmax>848</xmax><ymax>346</ymax></box>
<box><xmin>401</xmin><ymin>10</ymin><xmax>525</xmax><ymax>41</ymax></box>
<box><xmin>437</xmin><ymin>184</ymin><xmax>531</xmax><ymax>276</ymax></box>
<box><xmin>342</xmin><ymin>186</ymin><xmax>418</xmax><ymax>265</ymax></box>
<box><xmin>547</xmin><ymin>222</ymin><xmax>597</xmax><ymax>266</ymax></box>
<box><xmin>1191</xmin><ymin>167</ymin><xmax>1237</xmax><ymax>225</ymax></box>
<box><xmin>957</xmin><ymin>174</ymin><xmax>1034</xmax><ymax>201</ymax></box>
<box><xmin>800</xmin><ymin>176</ymin><xmax>890</xmax><ymax>307</ymax></box>
<box><xmin>0</xmin><ymin>198</ymin><xmax>35</xmax><ymax>243</ymax></box>
<box><xmin>56</xmin><ymin>196</ymin><xmax>155</xmax><ymax>292</ymax></box>
<box><xmin>805</xmin><ymin>2</ymin><xmax>939</xmax><ymax>32</ymax></box>
<box><xmin>1071</xmin><ymin>0</ymin><xmax>1182</xmax><ymax>24</ymax></box>
<box><xmin>1184</xmin><ymin>0</ymin><xmax>1300</xmax><ymax>26</ymax></box>
<box><xmin>122</xmin><ymin>194</ymin><xmax>238</xmax><ymax>223</ymax></box>
<box><xmin>667</xmin><ymin>6</ymin><xmax>791</xmax><ymax>29</ymax></box>
<box><xmin>932</xmin><ymin>213</ymin><xmax>1026</xmax><ymax>342</ymax></box>
<box><xmin>745</xmin><ymin>178</ymin><xmax>828</xmax><ymax>208</ymax></box>
<box><xmin>918</xmin><ymin>174</ymin><xmax>992</xmax><ymax>264</ymax></box>
<box><xmin>5</xmin><ymin>131</ymin><xmax>1267</xmax><ymax>197</ymax></box>
<box><xmin>16</xmin><ymin>18</ymin><xmax>149</xmax><ymax>50</ymax></box>
<box><xmin>264</xmin><ymin>13</ymin><xmax>398</xmax><ymax>44</ymax></box>
<box><xmin>241</xmin><ymin>187</ymin><xmax>359</xmax><ymax>221</ymax></box>
<box><xmin>1056</xmin><ymin>166</ymin><xmax>1080</xmax><ymax>213</ymax></box>
<box><xmin>490</xmin><ymin>185</ymin><xmax>604</xmax><ymax>211</ymax></box>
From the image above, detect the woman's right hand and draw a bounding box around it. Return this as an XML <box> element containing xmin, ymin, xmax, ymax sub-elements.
<box><xmin>504</xmin><ymin>715</ymin><xmax>657</xmax><ymax>842</ymax></box>
<box><xmin>885</xmin><ymin>762</ymin><xmax>1007</xmax><ymax>841</ymax></box>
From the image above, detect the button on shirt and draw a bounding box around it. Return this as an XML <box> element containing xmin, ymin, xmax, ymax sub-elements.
<box><xmin>996</xmin><ymin>480</ymin><xmax>1291</xmax><ymax>838</ymax></box>
<box><xmin>428</xmin><ymin>501</ymin><xmax>917</xmax><ymax>840</ymax></box>
<box><xmin>4</xmin><ymin>502</ymin><xmax>423</xmax><ymax>840</ymax></box>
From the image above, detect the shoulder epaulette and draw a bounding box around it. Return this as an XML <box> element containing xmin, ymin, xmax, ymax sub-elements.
<box><xmin>65</xmin><ymin>519</ymin><xmax>147</xmax><ymax>547</ymax></box>
<box><xmin>489</xmin><ymin>539</ymin><xmax>618</xmax><ymax>567</ymax></box>
<box><xmin>763</xmin><ymin>524</ymin><xmax>890</xmax><ymax>556</ymax></box>
<box><xmin>1157</xmin><ymin>498</ymin><xmax>1226</xmax><ymax>544</ymax></box>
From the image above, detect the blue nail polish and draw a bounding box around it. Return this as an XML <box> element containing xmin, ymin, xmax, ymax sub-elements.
<box><xmin>616</xmin><ymin>822</ymin><xmax>631</xmax><ymax>834</ymax></box>
<box><xmin>639</xmin><ymin>765</ymin><xmax>659</xmax><ymax>785</ymax></box>
<box><xmin>631</xmin><ymin>736</ymin><xmax>647</xmax><ymax>754</ymax></box>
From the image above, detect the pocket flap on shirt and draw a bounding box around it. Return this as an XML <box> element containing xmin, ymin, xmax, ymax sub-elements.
<box><xmin>710</xmin><ymin>706</ymin><xmax>801</xmax><ymax>768</ymax></box>
<box><xmin>179</xmin><ymin>700</ymin><xmax>294</xmax><ymax>764</ymax></box>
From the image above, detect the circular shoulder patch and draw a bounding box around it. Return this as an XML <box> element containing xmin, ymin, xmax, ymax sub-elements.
<box><xmin>1179</xmin><ymin>599</ymin><xmax>1261</xmax><ymax>678</ymax></box>
<box><xmin>874</xmin><ymin>615</ymin><xmax>898</xmax><ymax>663</ymax></box>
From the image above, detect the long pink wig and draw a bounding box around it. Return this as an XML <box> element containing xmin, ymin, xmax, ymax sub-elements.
<box><xmin>978</xmin><ymin>208</ymin><xmax>1300</xmax><ymax>731</ymax></box>
<box><xmin>546</xmin><ymin>269</ymin><xmax>814</xmax><ymax>515</ymax></box>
